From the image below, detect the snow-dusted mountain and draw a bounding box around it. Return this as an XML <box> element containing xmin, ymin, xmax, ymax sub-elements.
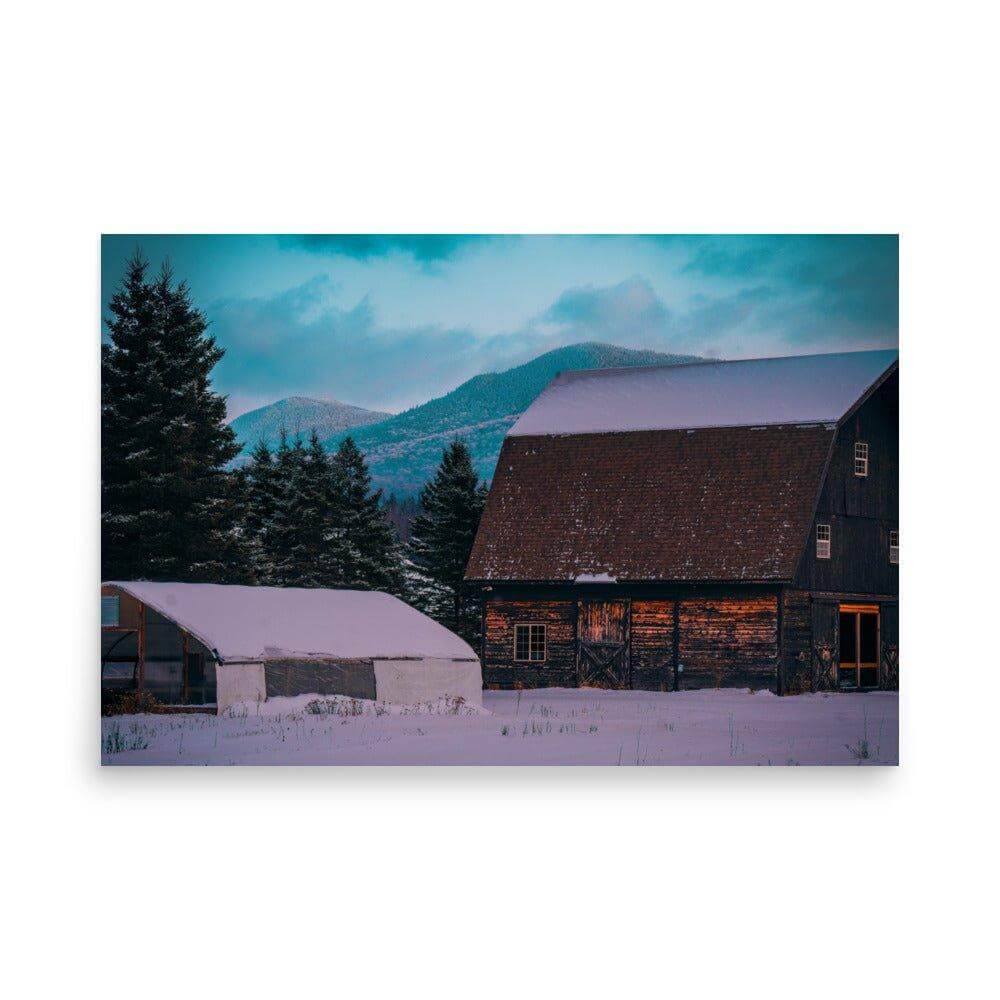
<box><xmin>320</xmin><ymin>342</ymin><xmax>703</xmax><ymax>497</ymax></box>
<box><xmin>229</xmin><ymin>396</ymin><xmax>390</xmax><ymax>457</ymax></box>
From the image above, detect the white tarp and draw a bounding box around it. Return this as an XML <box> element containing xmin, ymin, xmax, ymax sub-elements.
<box><xmin>374</xmin><ymin>658</ymin><xmax>484</xmax><ymax>708</ymax></box>
<box><xmin>103</xmin><ymin>582</ymin><xmax>477</xmax><ymax>663</ymax></box>
<box><xmin>216</xmin><ymin>663</ymin><xmax>266</xmax><ymax>714</ymax></box>
<box><xmin>508</xmin><ymin>349</ymin><xmax>898</xmax><ymax>437</ymax></box>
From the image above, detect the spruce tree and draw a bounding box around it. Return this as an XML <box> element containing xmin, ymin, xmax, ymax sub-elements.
<box><xmin>242</xmin><ymin>439</ymin><xmax>280</xmax><ymax>584</ymax></box>
<box><xmin>266</xmin><ymin>431</ymin><xmax>309</xmax><ymax>586</ymax></box>
<box><xmin>330</xmin><ymin>437</ymin><xmax>406</xmax><ymax>595</ymax></box>
<box><xmin>408</xmin><ymin>439</ymin><xmax>487</xmax><ymax>644</ymax></box>
<box><xmin>102</xmin><ymin>250</ymin><xmax>247</xmax><ymax>581</ymax></box>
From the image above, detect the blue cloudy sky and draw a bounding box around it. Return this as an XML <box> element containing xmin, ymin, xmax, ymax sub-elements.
<box><xmin>101</xmin><ymin>235</ymin><xmax>898</xmax><ymax>418</ymax></box>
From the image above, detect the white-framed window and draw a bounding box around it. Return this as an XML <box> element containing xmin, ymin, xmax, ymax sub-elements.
<box><xmin>514</xmin><ymin>623</ymin><xmax>547</xmax><ymax>662</ymax></box>
<box><xmin>101</xmin><ymin>595</ymin><xmax>120</xmax><ymax>627</ymax></box>
<box><xmin>816</xmin><ymin>523</ymin><xmax>831</xmax><ymax>559</ymax></box>
<box><xmin>854</xmin><ymin>441</ymin><xmax>869</xmax><ymax>477</ymax></box>
<box><xmin>889</xmin><ymin>529</ymin><xmax>899</xmax><ymax>565</ymax></box>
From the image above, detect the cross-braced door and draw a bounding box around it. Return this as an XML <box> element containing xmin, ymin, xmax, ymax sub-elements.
<box><xmin>577</xmin><ymin>600</ymin><xmax>630</xmax><ymax>688</ymax></box>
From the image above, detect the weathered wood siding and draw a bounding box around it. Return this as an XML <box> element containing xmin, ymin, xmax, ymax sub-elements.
<box><xmin>810</xmin><ymin>599</ymin><xmax>840</xmax><ymax>691</ymax></box>
<box><xmin>677</xmin><ymin>596</ymin><xmax>778</xmax><ymax>690</ymax></box>
<box><xmin>879</xmin><ymin>602</ymin><xmax>899</xmax><ymax>690</ymax></box>
<box><xmin>796</xmin><ymin>371</ymin><xmax>899</xmax><ymax>596</ymax></box>
<box><xmin>483</xmin><ymin>597</ymin><xmax>576</xmax><ymax>688</ymax></box>
<box><xmin>483</xmin><ymin>589</ymin><xmax>788</xmax><ymax>691</ymax></box>
<box><xmin>631</xmin><ymin>600</ymin><xmax>675</xmax><ymax>691</ymax></box>
<box><xmin>781</xmin><ymin>588</ymin><xmax>813</xmax><ymax>693</ymax></box>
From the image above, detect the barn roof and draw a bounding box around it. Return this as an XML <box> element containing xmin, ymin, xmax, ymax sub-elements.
<box><xmin>467</xmin><ymin>350</ymin><xmax>897</xmax><ymax>584</ymax></box>
<box><xmin>103</xmin><ymin>582</ymin><xmax>477</xmax><ymax>662</ymax></box>
<box><xmin>508</xmin><ymin>349</ymin><xmax>898</xmax><ymax>437</ymax></box>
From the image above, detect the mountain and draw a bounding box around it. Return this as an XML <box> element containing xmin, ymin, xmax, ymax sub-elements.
<box><xmin>320</xmin><ymin>342</ymin><xmax>703</xmax><ymax>497</ymax></box>
<box><xmin>229</xmin><ymin>396</ymin><xmax>390</xmax><ymax>458</ymax></box>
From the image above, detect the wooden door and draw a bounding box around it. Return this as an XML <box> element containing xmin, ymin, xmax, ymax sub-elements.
<box><xmin>577</xmin><ymin>600</ymin><xmax>630</xmax><ymax>689</ymax></box>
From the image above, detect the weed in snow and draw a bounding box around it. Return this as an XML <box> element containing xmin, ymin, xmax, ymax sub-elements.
<box><xmin>103</xmin><ymin>722</ymin><xmax>150</xmax><ymax>755</ymax></box>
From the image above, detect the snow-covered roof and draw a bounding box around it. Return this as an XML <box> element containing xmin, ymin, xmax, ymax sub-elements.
<box><xmin>103</xmin><ymin>582</ymin><xmax>477</xmax><ymax>663</ymax></box>
<box><xmin>508</xmin><ymin>349</ymin><xmax>898</xmax><ymax>437</ymax></box>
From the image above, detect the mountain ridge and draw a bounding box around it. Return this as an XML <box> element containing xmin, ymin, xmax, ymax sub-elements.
<box><xmin>230</xmin><ymin>396</ymin><xmax>390</xmax><ymax>456</ymax></box>
<box><xmin>229</xmin><ymin>343</ymin><xmax>704</xmax><ymax>493</ymax></box>
<box><xmin>320</xmin><ymin>342</ymin><xmax>704</xmax><ymax>496</ymax></box>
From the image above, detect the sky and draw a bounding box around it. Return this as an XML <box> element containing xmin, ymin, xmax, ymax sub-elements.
<box><xmin>100</xmin><ymin>235</ymin><xmax>898</xmax><ymax>419</ymax></box>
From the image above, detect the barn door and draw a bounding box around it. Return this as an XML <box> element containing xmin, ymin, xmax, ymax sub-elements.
<box><xmin>577</xmin><ymin>600</ymin><xmax>630</xmax><ymax>689</ymax></box>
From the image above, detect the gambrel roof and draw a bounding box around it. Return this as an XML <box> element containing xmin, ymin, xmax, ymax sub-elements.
<box><xmin>467</xmin><ymin>350</ymin><xmax>898</xmax><ymax>584</ymax></box>
<box><xmin>508</xmin><ymin>349</ymin><xmax>898</xmax><ymax>437</ymax></box>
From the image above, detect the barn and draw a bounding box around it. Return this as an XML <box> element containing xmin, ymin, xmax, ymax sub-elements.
<box><xmin>101</xmin><ymin>582</ymin><xmax>483</xmax><ymax>713</ymax></box>
<box><xmin>466</xmin><ymin>350</ymin><xmax>899</xmax><ymax>694</ymax></box>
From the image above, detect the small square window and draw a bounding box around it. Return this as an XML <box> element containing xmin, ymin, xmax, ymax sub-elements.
<box><xmin>101</xmin><ymin>595</ymin><xmax>120</xmax><ymax>627</ymax></box>
<box><xmin>889</xmin><ymin>530</ymin><xmax>899</xmax><ymax>565</ymax></box>
<box><xmin>854</xmin><ymin>441</ymin><xmax>869</xmax><ymax>477</ymax></box>
<box><xmin>816</xmin><ymin>523</ymin><xmax>831</xmax><ymax>559</ymax></box>
<box><xmin>514</xmin><ymin>624</ymin><xmax>546</xmax><ymax>662</ymax></box>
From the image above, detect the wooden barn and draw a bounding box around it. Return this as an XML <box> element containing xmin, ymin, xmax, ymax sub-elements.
<box><xmin>465</xmin><ymin>350</ymin><xmax>899</xmax><ymax>694</ymax></box>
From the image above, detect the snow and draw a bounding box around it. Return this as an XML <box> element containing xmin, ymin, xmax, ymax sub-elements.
<box><xmin>103</xmin><ymin>582</ymin><xmax>477</xmax><ymax>662</ymax></box>
<box><xmin>101</xmin><ymin>687</ymin><xmax>898</xmax><ymax>765</ymax></box>
<box><xmin>508</xmin><ymin>349</ymin><xmax>898</xmax><ymax>437</ymax></box>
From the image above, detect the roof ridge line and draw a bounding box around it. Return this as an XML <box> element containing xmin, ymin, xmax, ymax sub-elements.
<box><xmin>556</xmin><ymin>347</ymin><xmax>897</xmax><ymax>384</ymax></box>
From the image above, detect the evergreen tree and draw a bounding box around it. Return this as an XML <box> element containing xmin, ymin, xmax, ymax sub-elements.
<box><xmin>102</xmin><ymin>250</ymin><xmax>247</xmax><ymax>581</ymax></box>
<box><xmin>408</xmin><ymin>439</ymin><xmax>487</xmax><ymax>644</ymax></box>
<box><xmin>331</xmin><ymin>437</ymin><xmax>406</xmax><ymax>595</ymax></box>
<box><xmin>266</xmin><ymin>431</ymin><xmax>309</xmax><ymax>585</ymax></box>
<box><xmin>300</xmin><ymin>429</ymin><xmax>348</xmax><ymax>588</ymax></box>
<box><xmin>242</xmin><ymin>439</ymin><xmax>281</xmax><ymax>583</ymax></box>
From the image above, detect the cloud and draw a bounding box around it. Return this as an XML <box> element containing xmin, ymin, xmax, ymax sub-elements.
<box><xmin>209</xmin><ymin>275</ymin><xmax>483</xmax><ymax>415</ymax></box>
<box><xmin>209</xmin><ymin>237</ymin><xmax>898</xmax><ymax>417</ymax></box>
<box><xmin>280</xmin><ymin>235</ymin><xmax>493</xmax><ymax>263</ymax></box>
<box><xmin>681</xmin><ymin>234</ymin><xmax>898</xmax><ymax>331</ymax></box>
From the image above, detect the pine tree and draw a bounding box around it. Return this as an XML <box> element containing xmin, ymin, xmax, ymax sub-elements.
<box><xmin>242</xmin><ymin>439</ymin><xmax>280</xmax><ymax>584</ymax></box>
<box><xmin>300</xmin><ymin>429</ymin><xmax>346</xmax><ymax>587</ymax></box>
<box><xmin>408</xmin><ymin>439</ymin><xmax>487</xmax><ymax>644</ymax></box>
<box><xmin>266</xmin><ymin>431</ymin><xmax>308</xmax><ymax>586</ymax></box>
<box><xmin>102</xmin><ymin>250</ymin><xmax>247</xmax><ymax>581</ymax></box>
<box><xmin>330</xmin><ymin>437</ymin><xmax>406</xmax><ymax>595</ymax></box>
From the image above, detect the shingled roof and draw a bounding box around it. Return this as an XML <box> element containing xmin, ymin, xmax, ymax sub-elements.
<box><xmin>466</xmin><ymin>350</ymin><xmax>897</xmax><ymax>584</ymax></box>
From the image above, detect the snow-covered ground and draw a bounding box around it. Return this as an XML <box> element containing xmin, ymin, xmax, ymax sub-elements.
<box><xmin>101</xmin><ymin>687</ymin><xmax>898</xmax><ymax>765</ymax></box>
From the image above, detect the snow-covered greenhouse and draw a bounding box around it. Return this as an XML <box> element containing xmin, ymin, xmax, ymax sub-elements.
<box><xmin>101</xmin><ymin>582</ymin><xmax>482</xmax><ymax>713</ymax></box>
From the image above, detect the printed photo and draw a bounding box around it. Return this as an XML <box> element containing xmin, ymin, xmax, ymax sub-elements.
<box><xmin>100</xmin><ymin>235</ymin><xmax>898</xmax><ymax>765</ymax></box>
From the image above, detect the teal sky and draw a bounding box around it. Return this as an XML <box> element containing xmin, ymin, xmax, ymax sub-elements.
<box><xmin>101</xmin><ymin>235</ymin><xmax>898</xmax><ymax>418</ymax></box>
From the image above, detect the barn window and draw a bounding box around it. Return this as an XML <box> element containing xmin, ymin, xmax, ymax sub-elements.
<box><xmin>854</xmin><ymin>441</ymin><xmax>869</xmax><ymax>477</ymax></box>
<box><xmin>514</xmin><ymin>624</ymin><xmax>546</xmax><ymax>662</ymax></box>
<box><xmin>816</xmin><ymin>523</ymin><xmax>831</xmax><ymax>559</ymax></box>
<box><xmin>101</xmin><ymin>595</ymin><xmax>120</xmax><ymax>627</ymax></box>
<box><xmin>889</xmin><ymin>529</ymin><xmax>899</xmax><ymax>564</ymax></box>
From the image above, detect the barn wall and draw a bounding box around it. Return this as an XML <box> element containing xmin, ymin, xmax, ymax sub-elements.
<box><xmin>880</xmin><ymin>602</ymin><xmax>899</xmax><ymax>690</ymax></box>
<box><xmin>810</xmin><ymin>599</ymin><xmax>840</xmax><ymax>690</ymax></box>
<box><xmin>482</xmin><ymin>587</ymin><xmax>780</xmax><ymax>691</ymax></box>
<box><xmin>631</xmin><ymin>600</ymin><xmax>675</xmax><ymax>691</ymax></box>
<box><xmin>483</xmin><ymin>597</ymin><xmax>577</xmax><ymax>688</ymax></box>
<box><xmin>781</xmin><ymin>588</ymin><xmax>813</xmax><ymax>693</ymax></box>
<box><xmin>677</xmin><ymin>595</ymin><xmax>778</xmax><ymax>690</ymax></box>
<box><xmin>796</xmin><ymin>371</ymin><xmax>899</xmax><ymax>596</ymax></box>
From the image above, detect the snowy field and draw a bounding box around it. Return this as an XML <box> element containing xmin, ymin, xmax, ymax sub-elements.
<box><xmin>101</xmin><ymin>687</ymin><xmax>898</xmax><ymax>766</ymax></box>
